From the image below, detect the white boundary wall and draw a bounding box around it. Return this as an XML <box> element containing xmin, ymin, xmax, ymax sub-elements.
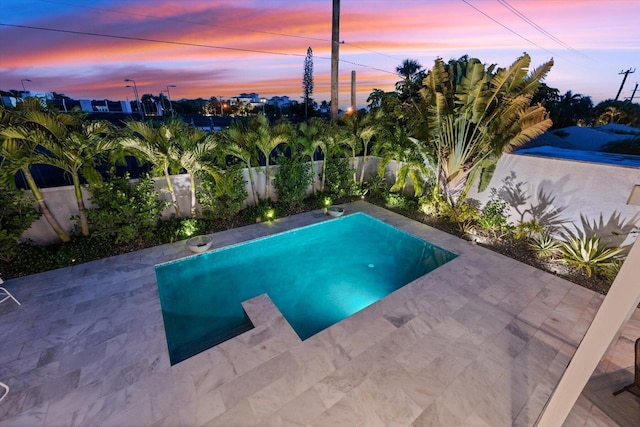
<box><xmin>466</xmin><ymin>153</ymin><xmax>640</xmax><ymax>246</ymax></box>
<box><xmin>26</xmin><ymin>152</ymin><xmax>638</xmax><ymax>246</ymax></box>
<box><xmin>20</xmin><ymin>157</ymin><xmax>383</xmax><ymax>244</ymax></box>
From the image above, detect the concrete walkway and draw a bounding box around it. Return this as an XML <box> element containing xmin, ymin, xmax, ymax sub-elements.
<box><xmin>0</xmin><ymin>201</ymin><xmax>638</xmax><ymax>426</ymax></box>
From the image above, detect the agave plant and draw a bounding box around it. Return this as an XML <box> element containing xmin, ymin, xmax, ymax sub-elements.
<box><xmin>559</xmin><ymin>235</ymin><xmax>625</xmax><ymax>277</ymax></box>
<box><xmin>528</xmin><ymin>233</ymin><xmax>561</xmax><ymax>259</ymax></box>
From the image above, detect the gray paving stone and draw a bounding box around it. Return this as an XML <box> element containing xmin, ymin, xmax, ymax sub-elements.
<box><xmin>0</xmin><ymin>201</ymin><xmax>637</xmax><ymax>426</ymax></box>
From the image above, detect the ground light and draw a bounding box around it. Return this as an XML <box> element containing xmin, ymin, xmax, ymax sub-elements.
<box><xmin>265</xmin><ymin>208</ymin><xmax>275</xmax><ymax>221</ymax></box>
<box><xmin>323</xmin><ymin>197</ymin><xmax>333</xmax><ymax>214</ymax></box>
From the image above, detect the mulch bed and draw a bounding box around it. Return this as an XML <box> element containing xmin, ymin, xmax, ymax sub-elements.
<box><xmin>1</xmin><ymin>198</ymin><xmax>614</xmax><ymax>295</ymax></box>
<box><xmin>390</xmin><ymin>206</ymin><xmax>612</xmax><ymax>295</ymax></box>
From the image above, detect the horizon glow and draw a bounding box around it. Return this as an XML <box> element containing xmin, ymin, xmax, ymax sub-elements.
<box><xmin>1</xmin><ymin>0</ymin><xmax>638</xmax><ymax>108</ymax></box>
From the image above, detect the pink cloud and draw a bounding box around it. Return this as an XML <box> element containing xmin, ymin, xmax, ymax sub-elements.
<box><xmin>1</xmin><ymin>0</ymin><xmax>638</xmax><ymax>105</ymax></box>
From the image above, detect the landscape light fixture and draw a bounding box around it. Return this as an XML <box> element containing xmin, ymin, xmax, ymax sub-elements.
<box><xmin>166</xmin><ymin>85</ymin><xmax>176</xmax><ymax>116</ymax></box>
<box><xmin>124</xmin><ymin>78</ymin><xmax>143</xmax><ymax>119</ymax></box>
<box><xmin>20</xmin><ymin>79</ymin><xmax>32</xmax><ymax>94</ymax></box>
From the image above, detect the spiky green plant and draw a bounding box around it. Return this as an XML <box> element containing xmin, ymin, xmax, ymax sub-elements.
<box><xmin>559</xmin><ymin>235</ymin><xmax>625</xmax><ymax>277</ymax></box>
<box><xmin>528</xmin><ymin>234</ymin><xmax>561</xmax><ymax>259</ymax></box>
<box><xmin>599</xmin><ymin>258</ymin><xmax>624</xmax><ymax>282</ymax></box>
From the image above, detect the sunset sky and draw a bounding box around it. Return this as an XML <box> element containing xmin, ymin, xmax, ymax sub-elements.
<box><xmin>1</xmin><ymin>0</ymin><xmax>638</xmax><ymax>109</ymax></box>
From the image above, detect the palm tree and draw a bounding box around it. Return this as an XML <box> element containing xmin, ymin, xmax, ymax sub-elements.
<box><xmin>223</xmin><ymin>121</ymin><xmax>260</xmax><ymax>206</ymax></box>
<box><xmin>23</xmin><ymin>112</ymin><xmax>114</xmax><ymax>236</ymax></box>
<box><xmin>296</xmin><ymin>118</ymin><xmax>327</xmax><ymax>195</ymax></box>
<box><xmin>339</xmin><ymin>110</ymin><xmax>380</xmax><ymax>185</ymax></box>
<box><xmin>395</xmin><ymin>58</ymin><xmax>423</xmax><ymax>99</ymax></box>
<box><xmin>0</xmin><ymin>99</ymin><xmax>71</xmax><ymax>242</ymax></box>
<box><xmin>174</xmin><ymin>126</ymin><xmax>219</xmax><ymax>218</ymax></box>
<box><xmin>118</xmin><ymin>118</ymin><xmax>184</xmax><ymax>217</ymax></box>
<box><xmin>373</xmin><ymin>125</ymin><xmax>434</xmax><ymax>196</ymax></box>
<box><xmin>317</xmin><ymin>121</ymin><xmax>342</xmax><ymax>193</ymax></box>
<box><xmin>418</xmin><ymin>53</ymin><xmax>554</xmax><ymax>207</ymax></box>
<box><xmin>250</xmin><ymin>115</ymin><xmax>289</xmax><ymax>200</ymax></box>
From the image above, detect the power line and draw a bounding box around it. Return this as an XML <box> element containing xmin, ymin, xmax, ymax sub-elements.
<box><xmin>0</xmin><ymin>23</ymin><xmax>300</xmax><ymax>57</ymax></box>
<box><xmin>36</xmin><ymin>0</ymin><xmax>400</xmax><ymax>63</ymax></box>
<box><xmin>37</xmin><ymin>0</ymin><xmax>331</xmax><ymax>43</ymax></box>
<box><xmin>342</xmin><ymin>42</ymin><xmax>403</xmax><ymax>62</ymax></box>
<box><xmin>0</xmin><ymin>23</ymin><xmax>398</xmax><ymax>76</ymax></box>
<box><xmin>496</xmin><ymin>0</ymin><xmax>587</xmax><ymax>58</ymax></box>
<box><xmin>460</xmin><ymin>0</ymin><xmax>559</xmax><ymax>58</ymax></box>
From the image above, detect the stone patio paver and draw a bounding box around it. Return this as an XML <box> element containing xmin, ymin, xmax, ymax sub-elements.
<box><xmin>0</xmin><ymin>201</ymin><xmax>638</xmax><ymax>426</ymax></box>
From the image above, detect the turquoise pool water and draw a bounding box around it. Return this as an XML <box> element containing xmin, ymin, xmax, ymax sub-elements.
<box><xmin>155</xmin><ymin>212</ymin><xmax>456</xmax><ymax>365</ymax></box>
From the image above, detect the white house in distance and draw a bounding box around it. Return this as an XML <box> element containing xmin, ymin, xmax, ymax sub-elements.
<box><xmin>229</xmin><ymin>93</ymin><xmax>300</xmax><ymax>113</ymax></box>
<box><xmin>231</xmin><ymin>92</ymin><xmax>265</xmax><ymax>111</ymax></box>
<box><xmin>267</xmin><ymin>95</ymin><xmax>295</xmax><ymax>109</ymax></box>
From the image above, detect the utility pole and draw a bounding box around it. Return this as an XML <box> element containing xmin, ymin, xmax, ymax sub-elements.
<box><xmin>628</xmin><ymin>82</ymin><xmax>638</xmax><ymax>102</ymax></box>
<box><xmin>331</xmin><ymin>0</ymin><xmax>340</xmax><ymax>121</ymax></box>
<box><xmin>350</xmin><ymin>70</ymin><xmax>356</xmax><ymax>113</ymax></box>
<box><xmin>615</xmin><ymin>68</ymin><xmax>635</xmax><ymax>101</ymax></box>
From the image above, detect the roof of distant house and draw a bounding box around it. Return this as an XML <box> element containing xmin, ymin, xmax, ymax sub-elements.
<box><xmin>518</xmin><ymin>124</ymin><xmax>639</xmax><ymax>152</ymax></box>
<box><xmin>514</xmin><ymin>124</ymin><xmax>640</xmax><ymax>168</ymax></box>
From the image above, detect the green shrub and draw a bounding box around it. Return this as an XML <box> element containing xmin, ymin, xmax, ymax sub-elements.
<box><xmin>515</xmin><ymin>219</ymin><xmax>546</xmax><ymax>240</ymax></box>
<box><xmin>478</xmin><ymin>199</ymin><xmax>510</xmax><ymax>233</ymax></box>
<box><xmin>385</xmin><ymin>192</ymin><xmax>418</xmax><ymax>211</ymax></box>
<box><xmin>419</xmin><ymin>187</ymin><xmax>451</xmax><ymax>218</ymax></box>
<box><xmin>365</xmin><ymin>175</ymin><xmax>388</xmax><ymax>202</ymax></box>
<box><xmin>0</xmin><ymin>187</ymin><xmax>40</xmax><ymax>262</ymax></box>
<box><xmin>273</xmin><ymin>153</ymin><xmax>313</xmax><ymax>210</ymax></box>
<box><xmin>197</xmin><ymin>167</ymin><xmax>248</xmax><ymax>220</ymax></box>
<box><xmin>449</xmin><ymin>202</ymin><xmax>480</xmax><ymax>233</ymax></box>
<box><xmin>86</xmin><ymin>173</ymin><xmax>169</xmax><ymax>244</ymax></box>
<box><xmin>155</xmin><ymin>218</ymin><xmax>208</xmax><ymax>243</ymax></box>
<box><xmin>324</xmin><ymin>157</ymin><xmax>356</xmax><ymax>198</ymax></box>
<box><xmin>2</xmin><ymin>236</ymin><xmax>115</xmax><ymax>278</ymax></box>
<box><xmin>239</xmin><ymin>200</ymin><xmax>277</xmax><ymax>223</ymax></box>
<box><xmin>53</xmin><ymin>236</ymin><xmax>114</xmax><ymax>266</ymax></box>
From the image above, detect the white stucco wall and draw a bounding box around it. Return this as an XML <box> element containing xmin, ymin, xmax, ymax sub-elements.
<box><xmin>21</xmin><ymin>154</ymin><xmax>639</xmax><ymax>246</ymax></box>
<box><xmin>20</xmin><ymin>158</ymin><xmax>385</xmax><ymax>244</ymax></box>
<box><xmin>466</xmin><ymin>153</ymin><xmax>640</xmax><ymax>246</ymax></box>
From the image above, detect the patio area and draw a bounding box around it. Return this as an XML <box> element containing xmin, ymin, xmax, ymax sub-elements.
<box><xmin>0</xmin><ymin>200</ymin><xmax>638</xmax><ymax>426</ymax></box>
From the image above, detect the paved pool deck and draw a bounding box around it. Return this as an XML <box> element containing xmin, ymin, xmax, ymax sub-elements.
<box><xmin>0</xmin><ymin>201</ymin><xmax>638</xmax><ymax>426</ymax></box>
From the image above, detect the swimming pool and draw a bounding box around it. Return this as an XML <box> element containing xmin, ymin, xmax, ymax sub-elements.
<box><xmin>155</xmin><ymin>212</ymin><xmax>456</xmax><ymax>365</ymax></box>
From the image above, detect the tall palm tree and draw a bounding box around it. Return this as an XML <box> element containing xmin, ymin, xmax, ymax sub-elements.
<box><xmin>418</xmin><ymin>53</ymin><xmax>554</xmax><ymax>207</ymax></box>
<box><xmin>250</xmin><ymin>115</ymin><xmax>289</xmax><ymax>200</ymax></box>
<box><xmin>395</xmin><ymin>58</ymin><xmax>423</xmax><ymax>99</ymax></box>
<box><xmin>0</xmin><ymin>99</ymin><xmax>71</xmax><ymax>241</ymax></box>
<box><xmin>24</xmin><ymin>112</ymin><xmax>114</xmax><ymax>236</ymax></box>
<box><xmin>174</xmin><ymin>126</ymin><xmax>219</xmax><ymax>218</ymax></box>
<box><xmin>223</xmin><ymin>121</ymin><xmax>260</xmax><ymax>206</ymax></box>
<box><xmin>317</xmin><ymin>121</ymin><xmax>342</xmax><ymax>193</ymax></box>
<box><xmin>118</xmin><ymin>118</ymin><xmax>184</xmax><ymax>217</ymax></box>
<box><xmin>296</xmin><ymin>118</ymin><xmax>327</xmax><ymax>195</ymax></box>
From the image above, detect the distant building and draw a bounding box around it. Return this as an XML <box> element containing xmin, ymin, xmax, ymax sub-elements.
<box><xmin>73</xmin><ymin>100</ymin><xmax>133</xmax><ymax>114</ymax></box>
<box><xmin>232</xmin><ymin>92</ymin><xmax>265</xmax><ymax>111</ymax></box>
<box><xmin>1</xmin><ymin>96</ymin><xmax>18</xmax><ymax>108</ymax></box>
<box><xmin>267</xmin><ymin>96</ymin><xmax>297</xmax><ymax>108</ymax></box>
<box><xmin>234</xmin><ymin>93</ymin><xmax>260</xmax><ymax>104</ymax></box>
